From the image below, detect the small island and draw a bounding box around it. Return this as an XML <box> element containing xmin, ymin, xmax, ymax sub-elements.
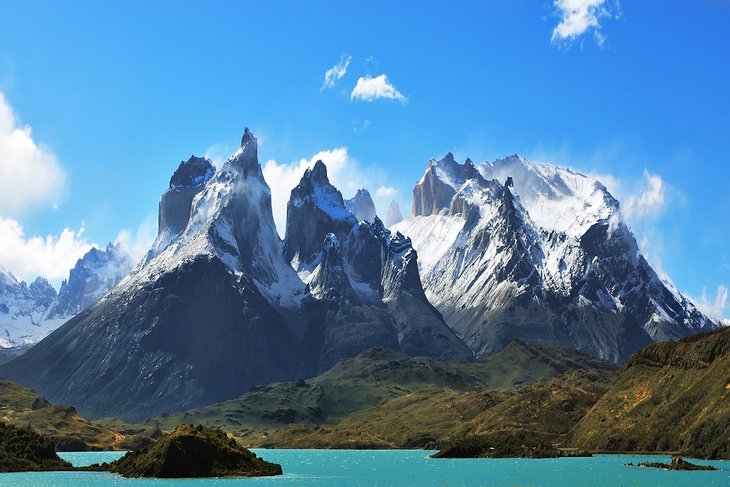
<box><xmin>95</xmin><ymin>424</ymin><xmax>282</xmax><ymax>478</ymax></box>
<box><xmin>637</xmin><ymin>457</ymin><xmax>718</xmax><ymax>471</ymax></box>
<box><xmin>433</xmin><ymin>431</ymin><xmax>562</xmax><ymax>459</ymax></box>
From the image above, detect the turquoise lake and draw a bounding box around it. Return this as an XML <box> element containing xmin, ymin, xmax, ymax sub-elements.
<box><xmin>0</xmin><ymin>450</ymin><xmax>727</xmax><ymax>487</ymax></box>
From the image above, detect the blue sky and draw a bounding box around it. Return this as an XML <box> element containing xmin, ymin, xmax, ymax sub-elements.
<box><xmin>0</xmin><ymin>1</ymin><xmax>728</xmax><ymax>319</ymax></box>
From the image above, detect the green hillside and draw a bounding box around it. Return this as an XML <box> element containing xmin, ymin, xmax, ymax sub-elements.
<box><xmin>152</xmin><ymin>342</ymin><xmax>619</xmax><ymax>448</ymax></box>
<box><xmin>569</xmin><ymin>327</ymin><xmax>730</xmax><ymax>459</ymax></box>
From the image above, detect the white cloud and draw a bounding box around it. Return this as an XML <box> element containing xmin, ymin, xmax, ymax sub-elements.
<box><xmin>376</xmin><ymin>186</ymin><xmax>396</xmax><ymax>197</ymax></box>
<box><xmin>590</xmin><ymin>170</ymin><xmax>670</xmax><ymax>224</ymax></box>
<box><xmin>351</xmin><ymin>74</ymin><xmax>407</xmax><ymax>104</ymax></box>
<box><xmin>0</xmin><ymin>91</ymin><xmax>66</xmax><ymax>216</ymax></box>
<box><xmin>203</xmin><ymin>143</ymin><xmax>233</xmax><ymax>168</ymax></box>
<box><xmin>551</xmin><ymin>0</ymin><xmax>620</xmax><ymax>46</ymax></box>
<box><xmin>622</xmin><ymin>170</ymin><xmax>667</xmax><ymax>221</ymax></box>
<box><xmin>321</xmin><ymin>53</ymin><xmax>351</xmax><ymax>91</ymax></box>
<box><xmin>689</xmin><ymin>285</ymin><xmax>729</xmax><ymax>321</ymax></box>
<box><xmin>0</xmin><ymin>216</ymin><xmax>93</xmax><ymax>283</ymax></box>
<box><xmin>351</xmin><ymin>119</ymin><xmax>371</xmax><ymax>133</ymax></box>
<box><xmin>115</xmin><ymin>212</ymin><xmax>157</xmax><ymax>265</ymax></box>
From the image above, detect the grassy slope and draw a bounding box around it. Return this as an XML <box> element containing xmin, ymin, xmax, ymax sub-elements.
<box><xmin>0</xmin><ymin>377</ymin><xmax>159</xmax><ymax>451</ymax></box>
<box><xmin>262</xmin><ymin>369</ymin><xmax>615</xmax><ymax>449</ymax></box>
<box><xmin>151</xmin><ymin>342</ymin><xmax>619</xmax><ymax>447</ymax></box>
<box><xmin>569</xmin><ymin>327</ymin><xmax>730</xmax><ymax>459</ymax></box>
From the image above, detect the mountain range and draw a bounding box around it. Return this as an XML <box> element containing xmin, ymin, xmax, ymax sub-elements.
<box><xmin>0</xmin><ymin>128</ymin><xmax>721</xmax><ymax>420</ymax></box>
<box><xmin>395</xmin><ymin>153</ymin><xmax>717</xmax><ymax>362</ymax></box>
<box><xmin>0</xmin><ymin>242</ymin><xmax>132</xmax><ymax>362</ymax></box>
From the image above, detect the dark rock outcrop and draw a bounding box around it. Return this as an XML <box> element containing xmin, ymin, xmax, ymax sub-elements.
<box><xmin>106</xmin><ymin>424</ymin><xmax>281</xmax><ymax>478</ymax></box>
<box><xmin>638</xmin><ymin>457</ymin><xmax>717</xmax><ymax>471</ymax></box>
<box><xmin>283</xmin><ymin>161</ymin><xmax>358</xmax><ymax>271</ymax></box>
<box><xmin>433</xmin><ymin>430</ymin><xmax>560</xmax><ymax>459</ymax></box>
<box><xmin>149</xmin><ymin>155</ymin><xmax>214</xmax><ymax>259</ymax></box>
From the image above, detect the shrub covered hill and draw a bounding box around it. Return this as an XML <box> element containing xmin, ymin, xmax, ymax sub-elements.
<box><xmin>101</xmin><ymin>424</ymin><xmax>281</xmax><ymax>478</ymax></box>
<box><xmin>0</xmin><ymin>422</ymin><xmax>71</xmax><ymax>472</ymax></box>
<box><xmin>151</xmin><ymin>341</ymin><xmax>619</xmax><ymax>449</ymax></box>
<box><xmin>569</xmin><ymin>327</ymin><xmax>730</xmax><ymax>459</ymax></box>
<box><xmin>0</xmin><ymin>377</ymin><xmax>159</xmax><ymax>451</ymax></box>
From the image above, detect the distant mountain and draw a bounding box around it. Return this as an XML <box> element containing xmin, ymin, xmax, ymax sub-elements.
<box><xmin>385</xmin><ymin>200</ymin><xmax>403</xmax><ymax>227</ymax></box>
<box><xmin>569</xmin><ymin>327</ymin><xmax>730</xmax><ymax>459</ymax></box>
<box><xmin>0</xmin><ymin>268</ymin><xmax>58</xmax><ymax>351</ymax></box>
<box><xmin>47</xmin><ymin>242</ymin><xmax>132</xmax><ymax>319</ymax></box>
<box><xmin>344</xmin><ymin>188</ymin><xmax>376</xmax><ymax>222</ymax></box>
<box><xmin>394</xmin><ymin>153</ymin><xmax>719</xmax><ymax>362</ymax></box>
<box><xmin>0</xmin><ymin>129</ymin><xmax>470</xmax><ymax>420</ymax></box>
<box><xmin>0</xmin><ymin>242</ymin><xmax>132</xmax><ymax>358</ymax></box>
<box><xmin>283</xmin><ymin>162</ymin><xmax>472</xmax><ymax>371</ymax></box>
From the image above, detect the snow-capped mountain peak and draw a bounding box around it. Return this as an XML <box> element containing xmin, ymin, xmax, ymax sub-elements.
<box><xmin>227</xmin><ymin>127</ymin><xmax>262</xmax><ymax>177</ymax></box>
<box><xmin>396</xmin><ymin>151</ymin><xmax>720</xmax><ymax>362</ymax></box>
<box><xmin>131</xmin><ymin>128</ymin><xmax>305</xmax><ymax>309</ymax></box>
<box><xmin>284</xmin><ymin>160</ymin><xmax>357</xmax><ymax>273</ymax></box>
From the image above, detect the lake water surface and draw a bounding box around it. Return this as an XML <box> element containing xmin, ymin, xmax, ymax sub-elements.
<box><xmin>0</xmin><ymin>450</ymin><xmax>727</xmax><ymax>487</ymax></box>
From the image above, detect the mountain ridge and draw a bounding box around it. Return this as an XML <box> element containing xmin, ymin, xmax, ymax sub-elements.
<box><xmin>394</xmin><ymin>152</ymin><xmax>719</xmax><ymax>362</ymax></box>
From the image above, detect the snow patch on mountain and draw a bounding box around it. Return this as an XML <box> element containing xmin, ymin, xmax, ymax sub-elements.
<box><xmin>399</xmin><ymin>152</ymin><xmax>719</xmax><ymax>362</ymax></box>
<box><xmin>392</xmin><ymin>215</ymin><xmax>464</xmax><ymax>276</ymax></box>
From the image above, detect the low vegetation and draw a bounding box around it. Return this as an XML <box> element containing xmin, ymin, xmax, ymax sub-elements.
<box><xmin>0</xmin><ymin>422</ymin><xmax>72</xmax><ymax>472</ymax></box>
<box><xmin>151</xmin><ymin>341</ymin><xmax>619</xmax><ymax>450</ymax></box>
<box><xmin>433</xmin><ymin>430</ymin><xmax>560</xmax><ymax>458</ymax></box>
<box><xmin>0</xmin><ymin>377</ymin><xmax>160</xmax><ymax>451</ymax></box>
<box><xmin>97</xmin><ymin>424</ymin><xmax>282</xmax><ymax>478</ymax></box>
<box><xmin>569</xmin><ymin>327</ymin><xmax>730</xmax><ymax>459</ymax></box>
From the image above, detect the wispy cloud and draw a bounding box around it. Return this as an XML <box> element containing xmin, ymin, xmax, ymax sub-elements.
<box><xmin>0</xmin><ymin>216</ymin><xmax>93</xmax><ymax>283</ymax></box>
<box><xmin>321</xmin><ymin>53</ymin><xmax>351</xmax><ymax>91</ymax></box>
<box><xmin>551</xmin><ymin>0</ymin><xmax>621</xmax><ymax>47</ymax></box>
<box><xmin>203</xmin><ymin>142</ymin><xmax>234</xmax><ymax>168</ymax></box>
<box><xmin>376</xmin><ymin>186</ymin><xmax>396</xmax><ymax>197</ymax></box>
<box><xmin>688</xmin><ymin>284</ymin><xmax>729</xmax><ymax>322</ymax></box>
<box><xmin>589</xmin><ymin>169</ymin><xmax>679</xmax><ymax>280</ymax></box>
<box><xmin>115</xmin><ymin>212</ymin><xmax>157</xmax><ymax>265</ymax></box>
<box><xmin>622</xmin><ymin>170</ymin><xmax>667</xmax><ymax>220</ymax></box>
<box><xmin>0</xmin><ymin>91</ymin><xmax>66</xmax><ymax>216</ymax></box>
<box><xmin>351</xmin><ymin>119</ymin><xmax>371</xmax><ymax>133</ymax></box>
<box><xmin>351</xmin><ymin>74</ymin><xmax>407</xmax><ymax>104</ymax></box>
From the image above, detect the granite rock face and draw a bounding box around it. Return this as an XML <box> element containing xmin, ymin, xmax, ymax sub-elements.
<box><xmin>0</xmin><ymin>129</ymin><xmax>472</xmax><ymax>420</ymax></box>
<box><xmin>149</xmin><ymin>155</ymin><xmax>215</xmax><ymax>260</ymax></box>
<box><xmin>396</xmin><ymin>154</ymin><xmax>719</xmax><ymax>363</ymax></box>
<box><xmin>345</xmin><ymin>188</ymin><xmax>377</xmax><ymax>222</ymax></box>
<box><xmin>283</xmin><ymin>161</ymin><xmax>358</xmax><ymax>271</ymax></box>
<box><xmin>385</xmin><ymin>200</ymin><xmax>403</xmax><ymax>227</ymax></box>
<box><xmin>288</xmin><ymin>166</ymin><xmax>473</xmax><ymax>372</ymax></box>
